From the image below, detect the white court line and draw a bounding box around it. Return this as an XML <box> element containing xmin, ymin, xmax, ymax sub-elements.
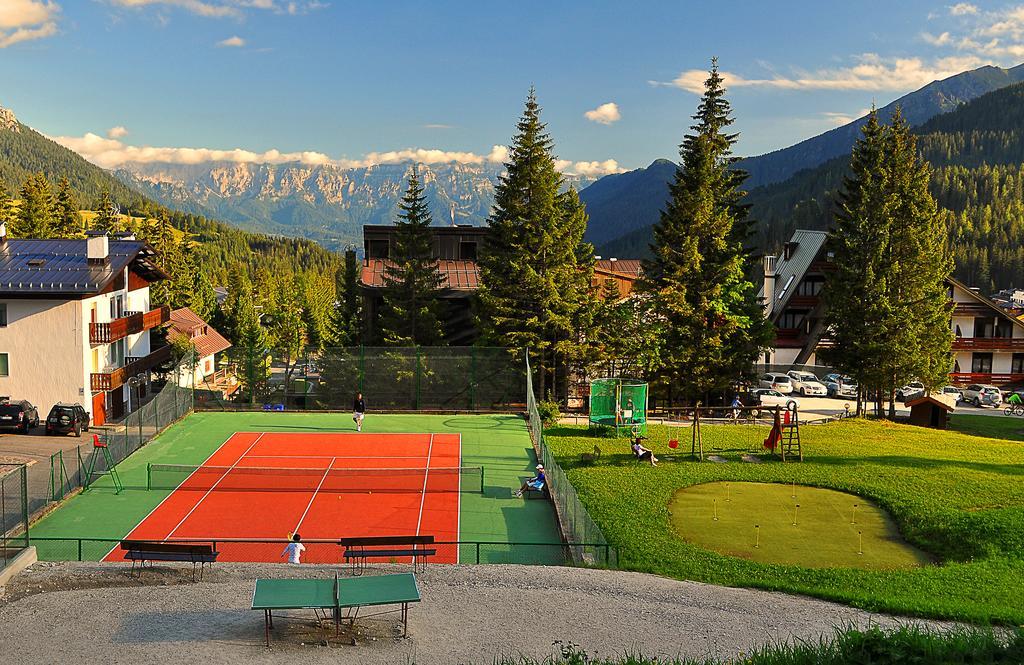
<box><xmin>244</xmin><ymin>455</ymin><xmax>430</xmax><ymax>460</ymax></box>
<box><xmin>101</xmin><ymin>431</ymin><xmax>250</xmax><ymax>561</ymax></box>
<box><xmin>292</xmin><ymin>456</ymin><xmax>337</xmax><ymax>534</ymax></box>
<box><xmin>415</xmin><ymin>434</ymin><xmax>434</xmax><ymax>536</ymax></box>
<box><xmin>164</xmin><ymin>433</ymin><xmax>266</xmax><ymax>539</ymax></box>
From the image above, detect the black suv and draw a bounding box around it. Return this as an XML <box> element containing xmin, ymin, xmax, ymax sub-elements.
<box><xmin>45</xmin><ymin>403</ymin><xmax>90</xmax><ymax>436</ymax></box>
<box><xmin>0</xmin><ymin>399</ymin><xmax>40</xmax><ymax>433</ymax></box>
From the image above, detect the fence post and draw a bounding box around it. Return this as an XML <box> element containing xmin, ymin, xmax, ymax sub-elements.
<box><xmin>415</xmin><ymin>346</ymin><xmax>421</xmax><ymax>411</ymax></box>
<box><xmin>359</xmin><ymin>345</ymin><xmax>365</xmax><ymax>393</ymax></box>
<box><xmin>469</xmin><ymin>346</ymin><xmax>476</xmax><ymax>410</ymax></box>
<box><xmin>20</xmin><ymin>465</ymin><xmax>29</xmax><ymax>547</ymax></box>
<box><xmin>78</xmin><ymin>539</ymin><xmax>83</xmax><ymax>561</ymax></box>
<box><xmin>475</xmin><ymin>542</ymin><xmax>480</xmax><ymax>564</ymax></box>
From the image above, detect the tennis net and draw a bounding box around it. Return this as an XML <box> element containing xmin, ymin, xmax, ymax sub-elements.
<box><xmin>147</xmin><ymin>463</ymin><xmax>485</xmax><ymax>493</ymax></box>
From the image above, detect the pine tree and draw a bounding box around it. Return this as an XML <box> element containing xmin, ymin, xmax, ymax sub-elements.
<box><xmin>302</xmin><ymin>271</ymin><xmax>335</xmax><ymax>351</ymax></box>
<box><xmin>271</xmin><ymin>275</ymin><xmax>308</xmax><ymax>396</ymax></box>
<box><xmin>821</xmin><ymin>110</ymin><xmax>892</xmax><ymax>414</ymax></box>
<box><xmin>92</xmin><ymin>187</ymin><xmax>119</xmax><ymax>233</ymax></box>
<box><xmin>637</xmin><ymin>60</ymin><xmax>772</xmax><ymax>401</ymax></box>
<box><xmin>52</xmin><ymin>177</ymin><xmax>82</xmax><ymax>239</ymax></box>
<box><xmin>0</xmin><ymin>189</ymin><xmax>14</xmax><ymax>232</ymax></box>
<box><xmin>190</xmin><ymin>270</ymin><xmax>218</xmax><ymax>321</ymax></box>
<box><xmin>14</xmin><ymin>173</ymin><xmax>54</xmax><ymax>238</ymax></box>
<box><xmin>330</xmin><ymin>248</ymin><xmax>362</xmax><ymax>346</ymax></box>
<box><xmin>477</xmin><ymin>88</ymin><xmax>595</xmax><ymax>399</ymax></box>
<box><xmin>231</xmin><ymin>274</ymin><xmax>271</xmax><ymax>404</ymax></box>
<box><xmin>379</xmin><ymin>168</ymin><xmax>446</xmax><ymax>346</ymax></box>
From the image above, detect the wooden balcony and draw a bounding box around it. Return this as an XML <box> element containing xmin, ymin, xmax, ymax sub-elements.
<box><xmin>90</xmin><ymin>345</ymin><xmax>173</xmax><ymax>392</ymax></box>
<box><xmin>89</xmin><ymin>306</ymin><xmax>170</xmax><ymax>345</ymax></box>
<box><xmin>948</xmin><ymin>372</ymin><xmax>1024</xmax><ymax>386</ymax></box>
<box><xmin>788</xmin><ymin>294</ymin><xmax>820</xmax><ymax>307</ymax></box>
<box><xmin>952</xmin><ymin>337</ymin><xmax>1024</xmax><ymax>351</ymax></box>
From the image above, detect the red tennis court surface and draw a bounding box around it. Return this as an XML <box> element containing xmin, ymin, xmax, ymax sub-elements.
<box><xmin>106</xmin><ymin>432</ymin><xmax>463</xmax><ymax>563</ymax></box>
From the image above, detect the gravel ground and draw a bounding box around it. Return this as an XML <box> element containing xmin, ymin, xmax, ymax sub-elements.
<box><xmin>0</xmin><ymin>561</ymin><xmax>943</xmax><ymax>664</ymax></box>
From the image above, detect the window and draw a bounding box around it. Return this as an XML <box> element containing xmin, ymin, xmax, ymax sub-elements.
<box><xmin>778</xmin><ymin>309</ymin><xmax>807</xmax><ymax>329</ymax></box>
<box><xmin>367</xmin><ymin>239</ymin><xmax>390</xmax><ymax>259</ymax></box>
<box><xmin>1013</xmin><ymin>353</ymin><xmax>1024</xmax><ymax>374</ymax></box>
<box><xmin>459</xmin><ymin>241</ymin><xmax>478</xmax><ymax>261</ymax></box>
<box><xmin>972</xmin><ymin>353</ymin><xmax>993</xmax><ymax>374</ymax></box>
<box><xmin>973</xmin><ymin>317</ymin><xmax>994</xmax><ymax>338</ymax></box>
<box><xmin>0</xmin><ymin>353</ymin><xmax>7</xmax><ymax>376</ymax></box>
<box><xmin>0</xmin><ymin>303</ymin><xmax>6</xmax><ymax>326</ymax></box>
<box><xmin>796</xmin><ymin>278</ymin><xmax>824</xmax><ymax>296</ymax></box>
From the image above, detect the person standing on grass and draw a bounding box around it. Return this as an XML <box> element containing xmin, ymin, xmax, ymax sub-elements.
<box><xmin>281</xmin><ymin>533</ymin><xmax>305</xmax><ymax>565</ymax></box>
<box><xmin>353</xmin><ymin>392</ymin><xmax>366</xmax><ymax>432</ymax></box>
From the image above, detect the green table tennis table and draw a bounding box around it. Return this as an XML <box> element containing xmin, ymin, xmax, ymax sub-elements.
<box><xmin>251</xmin><ymin>572</ymin><xmax>421</xmax><ymax>646</ymax></box>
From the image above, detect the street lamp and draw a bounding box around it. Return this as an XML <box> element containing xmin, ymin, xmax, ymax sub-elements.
<box><xmin>127</xmin><ymin>375</ymin><xmax>144</xmax><ymax>446</ymax></box>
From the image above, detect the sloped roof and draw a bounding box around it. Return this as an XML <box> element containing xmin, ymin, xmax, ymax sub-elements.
<box><xmin>361</xmin><ymin>259</ymin><xmax>480</xmax><ymax>290</ymax></box>
<box><xmin>757</xmin><ymin>230</ymin><xmax>829</xmax><ymax>319</ymax></box>
<box><xmin>906</xmin><ymin>394</ymin><xmax>955</xmax><ymax>411</ymax></box>
<box><xmin>168</xmin><ymin>307</ymin><xmax>231</xmax><ymax>359</ymax></box>
<box><xmin>594</xmin><ymin>258</ymin><xmax>643</xmax><ymax>278</ymax></box>
<box><xmin>0</xmin><ymin>238</ymin><xmax>166</xmax><ymax>296</ymax></box>
<box><xmin>948</xmin><ymin>275</ymin><xmax>1024</xmax><ymax>331</ymax></box>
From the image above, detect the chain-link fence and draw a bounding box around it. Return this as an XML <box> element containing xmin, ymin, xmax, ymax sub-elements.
<box><xmin>20</xmin><ymin>355</ymin><xmax>194</xmax><ymax>527</ymax></box>
<box><xmin>525</xmin><ymin>356</ymin><xmax>617</xmax><ymax>568</ymax></box>
<box><xmin>1</xmin><ymin>465</ymin><xmax>29</xmax><ymax>568</ymax></box>
<box><xmin>208</xmin><ymin>346</ymin><xmax>525</xmax><ymax>411</ymax></box>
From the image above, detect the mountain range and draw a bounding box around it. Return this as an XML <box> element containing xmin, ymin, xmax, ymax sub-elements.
<box><xmin>117</xmin><ymin>161</ymin><xmax>599</xmax><ymax>251</ymax></box>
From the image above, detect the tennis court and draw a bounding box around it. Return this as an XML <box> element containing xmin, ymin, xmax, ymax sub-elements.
<box><xmin>105</xmin><ymin>431</ymin><xmax>469</xmax><ymax>563</ymax></box>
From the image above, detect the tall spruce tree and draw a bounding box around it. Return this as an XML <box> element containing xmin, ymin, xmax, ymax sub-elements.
<box><xmin>823</xmin><ymin>108</ymin><xmax>953</xmax><ymax>416</ymax></box>
<box><xmin>0</xmin><ymin>189</ymin><xmax>14</xmax><ymax>232</ymax></box>
<box><xmin>52</xmin><ymin>177</ymin><xmax>82</xmax><ymax>239</ymax></box>
<box><xmin>379</xmin><ymin>168</ymin><xmax>445</xmax><ymax>346</ymax></box>
<box><xmin>92</xmin><ymin>187</ymin><xmax>119</xmax><ymax>233</ymax></box>
<box><xmin>15</xmin><ymin>173</ymin><xmax>54</xmax><ymax>238</ymax></box>
<box><xmin>477</xmin><ymin>88</ymin><xmax>595</xmax><ymax>399</ymax></box>
<box><xmin>231</xmin><ymin>274</ymin><xmax>271</xmax><ymax>404</ymax></box>
<box><xmin>330</xmin><ymin>248</ymin><xmax>363</xmax><ymax>346</ymax></box>
<box><xmin>638</xmin><ymin>60</ymin><xmax>771</xmax><ymax>401</ymax></box>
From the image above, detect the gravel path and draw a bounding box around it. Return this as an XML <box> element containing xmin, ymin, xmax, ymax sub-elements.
<box><xmin>0</xmin><ymin>562</ymin><xmax>941</xmax><ymax>664</ymax></box>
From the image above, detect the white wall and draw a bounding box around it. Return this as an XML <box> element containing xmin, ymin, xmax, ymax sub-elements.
<box><xmin>0</xmin><ymin>299</ymin><xmax>86</xmax><ymax>412</ymax></box>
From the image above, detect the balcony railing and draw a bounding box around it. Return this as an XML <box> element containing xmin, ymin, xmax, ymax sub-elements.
<box><xmin>948</xmin><ymin>372</ymin><xmax>1024</xmax><ymax>386</ymax></box>
<box><xmin>89</xmin><ymin>306</ymin><xmax>170</xmax><ymax>345</ymax></box>
<box><xmin>952</xmin><ymin>337</ymin><xmax>1024</xmax><ymax>351</ymax></box>
<box><xmin>91</xmin><ymin>345</ymin><xmax>173</xmax><ymax>392</ymax></box>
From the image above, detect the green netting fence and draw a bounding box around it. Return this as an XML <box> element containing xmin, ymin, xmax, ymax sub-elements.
<box><xmin>1</xmin><ymin>465</ymin><xmax>29</xmax><ymax>569</ymax></box>
<box><xmin>207</xmin><ymin>346</ymin><xmax>524</xmax><ymax>411</ymax></box>
<box><xmin>525</xmin><ymin>356</ymin><xmax>617</xmax><ymax>567</ymax></box>
<box><xmin>19</xmin><ymin>354</ymin><xmax>194</xmax><ymax>528</ymax></box>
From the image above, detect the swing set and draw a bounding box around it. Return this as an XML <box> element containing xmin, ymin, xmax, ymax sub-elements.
<box><xmin>665</xmin><ymin>405</ymin><xmax>802</xmax><ymax>462</ymax></box>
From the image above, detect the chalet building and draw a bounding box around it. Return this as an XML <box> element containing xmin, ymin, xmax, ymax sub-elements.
<box><xmin>0</xmin><ymin>228</ymin><xmax>169</xmax><ymax>425</ymax></box>
<box><xmin>360</xmin><ymin>225</ymin><xmax>484</xmax><ymax>344</ymax></box>
<box><xmin>359</xmin><ymin>225</ymin><xmax>645</xmax><ymax>343</ymax></box>
<box><xmin>760</xmin><ymin>228</ymin><xmax>1024</xmax><ymax>388</ymax></box>
<box><xmin>167</xmin><ymin>307</ymin><xmax>234</xmax><ymax>395</ymax></box>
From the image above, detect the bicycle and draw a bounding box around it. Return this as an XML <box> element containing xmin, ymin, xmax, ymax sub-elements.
<box><xmin>1003</xmin><ymin>404</ymin><xmax>1024</xmax><ymax>416</ymax></box>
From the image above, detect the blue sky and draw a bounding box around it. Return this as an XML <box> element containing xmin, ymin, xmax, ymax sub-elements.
<box><xmin>2</xmin><ymin>1</ymin><xmax>1024</xmax><ymax>176</ymax></box>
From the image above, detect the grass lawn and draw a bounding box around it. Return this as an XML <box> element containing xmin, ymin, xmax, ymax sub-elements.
<box><xmin>949</xmin><ymin>412</ymin><xmax>1024</xmax><ymax>441</ymax></box>
<box><xmin>669</xmin><ymin>481</ymin><xmax>931</xmax><ymax>569</ymax></box>
<box><xmin>545</xmin><ymin>418</ymin><xmax>1024</xmax><ymax>624</ymax></box>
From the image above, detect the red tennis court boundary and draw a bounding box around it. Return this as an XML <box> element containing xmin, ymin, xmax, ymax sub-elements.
<box><xmin>105</xmin><ymin>432</ymin><xmax>462</xmax><ymax>563</ymax></box>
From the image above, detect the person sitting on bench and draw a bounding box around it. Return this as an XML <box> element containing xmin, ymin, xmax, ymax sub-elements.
<box><xmin>631</xmin><ymin>438</ymin><xmax>659</xmax><ymax>466</ymax></box>
<box><xmin>515</xmin><ymin>464</ymin><xmax>546</xmax><ymax>497</ymax></box>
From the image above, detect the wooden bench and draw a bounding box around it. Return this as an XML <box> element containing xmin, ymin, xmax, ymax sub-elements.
<box><xmin>519</xmin><ymin>477</ymin><xmax>549</xmax><ymax>500</ymax></box>
<box><xmin>120</xmin><ymin>540</ymin><xmax>219</xmax><ymax>581</ymax></box>
<box><xmin>338</xmin><ymin>535</ymin><xmax>436</xmax><ymax>575</ymax></box>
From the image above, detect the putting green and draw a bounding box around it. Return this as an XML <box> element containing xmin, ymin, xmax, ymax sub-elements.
<box><xmin>669</xmin><ymin>482</ymin><xmax>932</xmax><ymax>570</ymax></box>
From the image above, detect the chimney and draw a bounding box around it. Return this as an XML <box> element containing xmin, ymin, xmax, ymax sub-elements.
<box><xmin>87</xmin><ymin>232</ymin><xmax>109</xmax><ymax>265</ymax></box>
<box><xmin>609</xmin><ymin>257</ymin><xmax>618</xmax><ymax>262</ymax></box>
<box><xmin>113</xmin><ymin>231</ymin><xmax>136</xmax><ymax>241</ymax></box>
<box><xmin>763</xmin><ymin>255</ymin><xmax>778</xmax><ymax>316</ymax></box>
<box><xmin>0</xmin><ymin>221</ymin><xmax>6</xmax><ymax>244</ymax></box>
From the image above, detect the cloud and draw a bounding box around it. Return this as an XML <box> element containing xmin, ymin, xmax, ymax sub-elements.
<box><xmin>922</xmin><ymin>31</ymin><xmax>952</xmax><ymax>46</ymax></box>
<box><xmin>659</xmin><ymin>53</ymin><xmax>984</xmax><ymax>93</ymax></box>
<box><xmin>49</xmin><ymin>132</ymin><xmax>623</xmax><ymax>177</ymax></box>
<box><xmin>105</xmin><ymin>0</ymin><xmax>327</xmax><ymax>18</ymax></box>
<box><xmin>422</xmin><ymin>123</ymin><xmax>454</xmax><ymax>129</ymax></box>
<box><xmin>583</xmin><ymin>102</ymin><xmax>621</xmax><ymax>125</ymax></box>
<box><xmin>949</xmin><ymin>3</ymin><xmax>979</xmax><ymax>16</ymax></box>
<box><xmin>822</xmin><ymin>108</ymin><xmax>872</xmax><ymax>126</ymax></box>
<box><xmin>107</xmin><ymin>126</ymin><xmax>128</xmax><ymax>139</ymax></box>
<box><xmin>217</xmin><ymin>35</ymin><xmax>245</xmax><ymax>47</ymax></box>
<box><xmin>0</xmin><ymin>0</ymin><xmax>60</xmax><ymax>48</ymax></box>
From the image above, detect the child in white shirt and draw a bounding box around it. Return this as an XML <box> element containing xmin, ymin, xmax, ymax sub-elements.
<box><xmin>281</xmin><ymin>533</ymin><xmax>306</xmax><ymax>564</ymax></box>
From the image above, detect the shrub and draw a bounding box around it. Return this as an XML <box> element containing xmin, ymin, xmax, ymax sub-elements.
<box><xmin>537</xmin><ymin>399</ymin><xmax>561</xmax><ymax>428</ymax></box>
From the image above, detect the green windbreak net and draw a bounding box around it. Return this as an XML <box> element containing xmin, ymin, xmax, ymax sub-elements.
<box><xmin>525</xmin><ymin>357</ymin><xmax>617</xmax><ymax>567</ymax></box>
<box><xmin>589</xmin><ymin>378</ymin><xmax>648</xmax><ymax>437</ymax></box>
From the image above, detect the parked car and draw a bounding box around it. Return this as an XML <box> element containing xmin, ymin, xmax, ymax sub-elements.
<box><xmin>758</xmin><ymin>373</ymin><xmax>793</xmax><ymax>394</ymax></box>
<box><xmin>0</xmin><ymin>398</ymin><xmax>40</xmax><ymax>433</ymax></box>
<box><xmin>750</xmin><ymin>388</ymin><xmax>800</xmax><ymax>411</ymax></box>
<box><xmin>45</xmin><ymin>403</ymin><xmax>90</xmax><ymax>436</ymax></box>
<box><xmin>787</xmin><ymin>370</ymin><xmax>827</xmax><ymax>396</ymax></box>
<box><xmin>897</xmin><ymin>382</ymin><xmax>926</xmax><ymax>402</ymax></box>
<box><xmin>939</xmin><ymin>386</ymin><xmax>964</xmax><ymax>401</ymax></box>
<box><xmin>962</xmin><ymin>384</ymin><xmax>1001</xmax><ymax>407</ymax></box>
<box><xmin>822</xmin><ymin>373</ymin><xmax>858</xmax><ymax>399</ymax></box>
